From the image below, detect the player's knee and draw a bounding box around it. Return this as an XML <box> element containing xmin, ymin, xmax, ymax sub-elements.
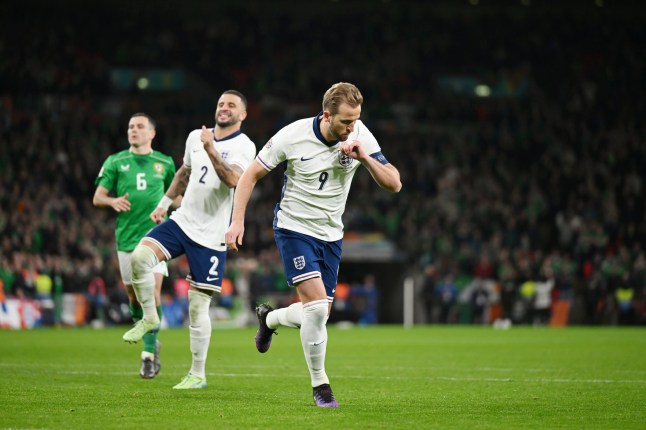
<box><xmin>131</xmin><ymin>245</ymin><xmax>159</xmax><ymax>276</ymax></box>
<box><xmin>188</xmin><ymin>289</ymin><xmax>212</xmax><ymax>321</ymax></box>
<box><xmin>303</xmin><ymin>299</ymin><xmax>328</xmax><ymax>324</ymax></box>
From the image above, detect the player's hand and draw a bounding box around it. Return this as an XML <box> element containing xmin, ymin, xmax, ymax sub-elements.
<box><xmin>201</xmin><ymin>126</ymin><xmax>214</xmax><ymax>151</ymax></box>
<box><xmin>111</xmin><ymin>193</ymin><xmax>131</xmax><ymax>212</ymax></box>
<box><xmin>150</xmin><ymin>207</ymin><xmax>167</xmax><ymax>225</ymax></box>
<box><xmin>225</xmin><ymin>221</ymin><xmax>244</xmax><ymax>252</ymax></box>
<box><xmin>340</xmin><ymin>140</ymin><xmax>366</xmax><ymax>161</ymax></box>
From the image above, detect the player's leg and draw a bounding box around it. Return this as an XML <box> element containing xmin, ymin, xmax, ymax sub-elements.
<box><xmin>172</xmin><ymin>286</ymin><xmax>212</xmax><ymax>389</ymax></box>
<box><xmin>173</xmin><ymin>243</ymin><xmax>226</xmax><ymax>389</ymax></box>
<box><xmin>255</xmin><ymin>229</ymin><xmax>315</xmax><ymax>352</ymax></box>
<box><xmin>297</xmin><ymin>279</ymin><xmax>338</xmax><ymax>407</ymax></box>
<box><xmin>269</xmin><ymin>228</ymin><xmax>340</xmax><ymax>407</ymax></box>
<box><xmin>124</xmin><ymin>220</ymin><xmax>182</xmax><ymax>343</ymax></box>
<box><xmin>306</xmin><ymin>236</ymin><xmax>341</xmax><ymax>407</ymax></box>
<box><xmin>117</xmin><ymin>251</ymin><xmax>141</xmax><ymax>325</ymax></box>
<box><xmin>296</xmin><ymin>279</ymin><xmax>330</xmax><ymax>384</ymax></box>
<box><xmin>266</xmin><ymin>301</ymin><xmax>303</xmax><ymax>329</ymax></box>
<box><xmin>122</xmin><ymin>242</ymin><xmax>164</xmax><ymax>342</ymax></box>
<box><xmin>255</xmin><ymin>301</ymin><xmax>303</xmax><ymax>354</ymax></box>
<box><xmin>118</xmin><ymin>251</ymin><xmax>155</xmax><ymax>376</ymax></box>
<box><xmin>141</xmin><ymin>268</ymin><xmax>166</xmax><ymax>377</ymax></box>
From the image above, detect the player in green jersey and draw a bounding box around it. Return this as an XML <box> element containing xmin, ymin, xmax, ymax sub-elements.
<box><xmin>93</xmin><ymin>112</ymin><xmax>177</xmax><ymax>379</ymax></box>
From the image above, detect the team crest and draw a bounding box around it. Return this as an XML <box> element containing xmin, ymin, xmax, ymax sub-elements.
<box><xmin>153</xmin><ymin>162</ymin><xmax>164</xmax><ymax>173</ymax></box>
<box><xmin>338</xmin><ymin>152</ymin><xmax>353</xmax><ymax>170</ymax></box>
<box><xmin>264</xmin><ymin>139</ymin><xmax>273</xmax><ymax>150</ymax></box>
<box><xmin>293</xmin><ymin>256</ymin><xmax>306</xmax><ymax>270</ymax></box>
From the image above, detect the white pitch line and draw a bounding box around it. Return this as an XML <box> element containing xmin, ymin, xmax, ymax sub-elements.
<box><xmin>48</xmin><ymin>370</ymin><xmax>646</xmax><ymax>384</ymax></box>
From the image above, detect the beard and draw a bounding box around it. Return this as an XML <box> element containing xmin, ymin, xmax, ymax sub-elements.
<box><xmin>330</xmin><ymin>128</ymin><xmax>348</xmax><ymax>142</ymax></box>
<box><xmin>216</xmin><ymin>114</ymin><xmax>237</xmax><ymax>128</ymax></box>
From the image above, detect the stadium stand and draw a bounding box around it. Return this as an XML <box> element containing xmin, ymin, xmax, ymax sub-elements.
<box><xmin>1</xmin><ymin>0</ymin><xmax>644</xmax><ymax>326</ymax></box>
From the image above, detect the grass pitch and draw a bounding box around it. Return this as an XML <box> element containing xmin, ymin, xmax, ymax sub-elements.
<box><xmin>1</xmin><ymin>325</ymin><xmax>644</xmax><ymax>429</ymax></box>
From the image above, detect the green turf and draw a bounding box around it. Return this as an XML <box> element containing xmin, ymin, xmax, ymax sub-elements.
<box><xmin>1</xmin><ymin>325</ymin><xmax>644</xmax><ymax>429</ymax></box>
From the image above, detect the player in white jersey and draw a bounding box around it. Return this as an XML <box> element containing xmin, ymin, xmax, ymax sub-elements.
<box><xmin>122</xmin><ymin>90</ymin><xmax>257</xmax><ymax>390</ymax></box>
<box><xmin>226</xmin><ymin>82</ymin><xmax>401</xmax><ymax>407</ymax></box>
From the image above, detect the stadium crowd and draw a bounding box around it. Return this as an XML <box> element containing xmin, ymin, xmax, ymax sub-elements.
<box><xmin>1</xmin><ymin>0</ymin><xmax>645</xmax><ymax>325</ymax></box>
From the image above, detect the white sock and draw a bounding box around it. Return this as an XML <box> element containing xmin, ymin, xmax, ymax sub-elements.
<box><xmin>300</xmin><ymin>299</ymin><xmax>329</xmax><ymax>387</ymax></box>
<box><xmin>188</xmin><ymin>290</ymin><xmax>212</xmax><ymax>379</ymax></box>
<box><xmin>267</xmin><ymin>302</ymin><xmax>303</xmax><ymax>329</ymax></box>
<box><xmin>131</xmin><ymin>245</ymin><xmax>160</xmax><ymax>324</ymax></box>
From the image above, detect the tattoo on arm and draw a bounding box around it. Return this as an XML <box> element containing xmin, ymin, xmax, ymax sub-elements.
<box><xmin>208</xmin><ymin>152</ymin><xmax>242</xmax><ymax>188</ymax></box>
<box><xmin>214</xmin><ymin>159</ymin><xmax>234</xmax><ymax>178</ymax></box>
<box><xmin>166</xmin><ymin>166</ymin><xmax>190</xmax><ymax>197</ymax></box>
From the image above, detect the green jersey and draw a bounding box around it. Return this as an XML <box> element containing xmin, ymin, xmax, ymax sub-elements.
<box><xmin>95</xmin><ymin>149</ymin><xmax>176</xmax><ymax>252</ymax></box>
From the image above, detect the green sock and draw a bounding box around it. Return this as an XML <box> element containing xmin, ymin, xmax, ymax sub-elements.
<box><xmin>143</xmin><ymin>306</ymin><xmax>162</xmax><ymax>354</ymax></box>
<box><xmin>130</xmin><ymin>304</ymin><xmax>143</xmax><ymax>323</ymax></box>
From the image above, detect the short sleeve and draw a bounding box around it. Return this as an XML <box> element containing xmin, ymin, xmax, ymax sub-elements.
<box><xmin>183</xmin><ymin>130</ymin><xmax>200</xmax><ymax>168</ymax></box>
<box><xmin>95</xmin><ymin>157</ymin><xmax>116</xmax><ymax>191</ymax></box>
<box><xmin>227</xmin><ymin>136</ymin><xmax>257</xmax><ymax>172</ymax></box>
<box><xmin>256</xmin><ymin>133</ymin><xmax>287</xmax><ymax>171</ymax></box>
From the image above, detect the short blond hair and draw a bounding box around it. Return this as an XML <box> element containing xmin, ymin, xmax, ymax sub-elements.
<box><xmin>322</xmin><ymin>82</ymin><xmax>363</xmax><ymax>115</ymax></box>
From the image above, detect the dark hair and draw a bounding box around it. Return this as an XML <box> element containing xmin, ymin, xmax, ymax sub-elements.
<box><xmin>221</xmin><ymin>90</ymin><xmax>248</xmax><ymax>110</ymax></box>
<box><xmin>130</xmin><ymin>112</ymin><xmax>156</xmax><ymax>129</ymax></box>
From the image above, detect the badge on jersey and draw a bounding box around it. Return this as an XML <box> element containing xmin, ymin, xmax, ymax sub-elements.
<box><xmin>338</xmin><ymin>152</ymin><xmax>353</xmax><ymax>170</ymax></box>
<box><xmin>153</xmin><ymin>162</ymin><xmax>164</xmax><ymax>173</ymax></box>
<box><xmin>293</xmin><ymin>255</ymin><xmax>306</xmax><ymax>270</ymax></box>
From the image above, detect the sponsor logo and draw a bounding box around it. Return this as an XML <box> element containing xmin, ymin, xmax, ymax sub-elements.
<box><xmin>206</xmin><ymin>276</ymin><xmax>219</xmax><ymax>282</ymax></box>
<box><xmin>221</xmin><ymin>151</ymin><xmax>229</xmax><ymax>159</ymax></box>
<box><xmin>120</xmin><ymin>164</ymin><xmax>130</xmax><ymax>171</ymax></box>
<box><xmin>300</xmin><ymin>156</ymin><xmax>315</xmax><ymax>161</ymax></box>
<box><xmin>293</xmin><ymin>256</ymin><xmax>305</xmax><ymax>270</ymax></box>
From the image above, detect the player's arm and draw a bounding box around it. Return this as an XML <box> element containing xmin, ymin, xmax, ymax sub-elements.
<box><xmin>341</xmin><ymin>140</ymin><xmax>402</xmax><ymax>193</ymax></box>
<box><xmin>92</xmin><ymin>185</ymin><xmax>131</xmax><ymax>212</ymax></box>
<box><xmin>225</xmin><ymin>160</ymin><xmax>270</xmax><ymax>251</ymax></box>
<box><xmin>200</xmin><ymin>126</ymin><xmax>243</xmax><ymax>188</ymax></box>
<box><xmin>362</xmin><ymin>158</ymin><xmax>402</xmax><ymax>193</ymax></box>
<box><xmin>150</xmin><ymin>165</ymin><xmax>191</xmax><ymax>224</ymax></box>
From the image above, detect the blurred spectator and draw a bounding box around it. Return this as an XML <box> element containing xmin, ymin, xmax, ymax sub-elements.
<box><xmin>86</xmin><ymin>275</ymin><xmax>107</xmax><ymax>327</ymax></box>
<box><xmin>436</xmin><ymin>274</ymin><xmax>459</xmax><ymax>324</ymax></box>
<box><xmin>469</xmin><ymin>279</ymin><xmax>491</xmax><ymax>325</ymax></box>
<box><xmin>532</xmin><ymin>276</ymin><xmax>555</xmax><ymax>326</ymax></box>
<box><xmin>421</xmin><ymin>264</ymin><xmax>438</xmax><ymax>323</ymax></box>
<box><xmin>352</xmin><ymin>274</ymin><xmax>379</xmax><ymax>326</ymax></box>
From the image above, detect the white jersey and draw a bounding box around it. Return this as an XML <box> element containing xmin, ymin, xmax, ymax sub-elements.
<box><xmin>256</xmin><ymin>114</ymin><xmax>387</xmax><ymax>241</ymax></box>
<box><xmin>171</xmin><ymin>129</ymin><xmax>256</xmax><ymax>250</ymax></box>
